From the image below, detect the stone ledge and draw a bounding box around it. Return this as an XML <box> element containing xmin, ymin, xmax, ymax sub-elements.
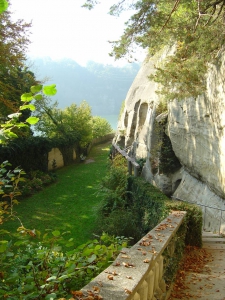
<box><xmin>81</xmin><ymin>211</ymin><xmax>186</xmax><ymax>300</ymax></box>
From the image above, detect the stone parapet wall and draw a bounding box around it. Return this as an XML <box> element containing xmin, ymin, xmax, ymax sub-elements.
<box><xmin>47</xmin><ymin>134</ymin><xmax>114</xmax><ymax>170</ymax></box>
<box><xmin>86</xmin><ymin>133</ymin><xmax>115</xmax><ymax>154</ymax></box>
<box><xmin>81</xmin><ymin>211</ymin><xmax>186</xmax><ymax>300</ymax></box>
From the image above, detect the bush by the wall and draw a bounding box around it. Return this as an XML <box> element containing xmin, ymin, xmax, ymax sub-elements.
<box><xmin>165</xmin><ymin>200</ymin><xmax>203</xmax><ymax>247</ymax></box>
<box><xmin>97</xmin><ymin>167</ymin><xmax>203</xmax><ymax>247</ymax></box>
<box><xmin>128</xmin><ymin>176</ymin><xmax>168</xmax><ymax>233</ymax></box>
<box><xmin>163</xmin><ymin>218</ymin><xmax>187</xmax><ymax>286</ymax></box>
<box><xmin>0</xmin><ymin>136</ymin><xmax>53</xmax><ymax>172</ymax></box>
<box><xmin>0</xmin><ymin>136</ymin><xmax>79</xmax><ymax>173</ymax></box>
<box><xmin>19</xmin><ymin>170</ymin><xmax>57</xmax><ymax>197</ymax></box>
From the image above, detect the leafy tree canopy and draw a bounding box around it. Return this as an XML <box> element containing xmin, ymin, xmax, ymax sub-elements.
<box><xmin>34</xmin><ymin>98</ymin><xmax>93</xmax><ymax>146</ymax></box>
<box><xmin>83</xmin><ymin>0</ymin><xmax>225</xmax><ymax>100</ymax></box>
<box><xmin>0</xmin><ymin>0</ymin><xmax>8</xmax><ymax>13</ymax></box>
<box><xmin>92</xmin><ymin>116</ymin><xmax>113</xmax><ymax>138</ymax></box>
<box><xmin>0</xmin><ymin>1</ymin><xmax>38</xmax><ymax>117</ymax></box>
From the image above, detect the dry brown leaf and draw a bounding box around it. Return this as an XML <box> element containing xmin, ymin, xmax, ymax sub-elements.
<box><xmin>71</xmin><ymin>290</ymin><xmax>83</xmax><ymax>297</ymax></box>
<box><xmin>92</xmin><ymin>286</ymin><xmax>100</xmax><ymax>293</ymax></box>
<box><xmin>121</xmin><ymin>255</ymin><xmax>131</xmax><ymax>259</ymax></box>
<box><xmin>124</xmin><ymin>288</ymin><xmax>132</xmax><ymax>294</ymax></box>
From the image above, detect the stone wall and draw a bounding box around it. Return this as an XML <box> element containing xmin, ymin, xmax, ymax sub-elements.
<box><xmin>81</xmin><ymin>211</ymin><xmax>186</xmax><ymax>300</ymax></box>
<box><xmin>47</xmin><ymin>134</ymin><xmax>114</xmax><ymax>171</ymax></box>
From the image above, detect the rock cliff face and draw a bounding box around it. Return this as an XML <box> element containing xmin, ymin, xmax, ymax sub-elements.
<box><xmin>114</xmin><ymin>49</ymin><xmax>225</xmax><ymax>234</ymax></box>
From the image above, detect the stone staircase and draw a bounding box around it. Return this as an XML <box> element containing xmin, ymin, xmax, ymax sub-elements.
<box><xmin>169</xmin><ymin>231</ymin><xmax>225</xmax><ymax>300</ymax></box>
<box><xmin>202</xmin><ymin>231</ymin><xmax>225</xmax><ymax>250</ymax></box>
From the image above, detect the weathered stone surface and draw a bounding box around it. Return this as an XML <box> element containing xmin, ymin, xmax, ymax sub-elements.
<box><xmin>114</xmin><ymin>48</ymin><xmax>225</xmax><ymax>233</ymax></box>
<box><xmin>114</xmin><ymin>55</ymin><xmax>160</xmax><ymax>158</ymax></box>
<box><xmin>81</xmin><ymin>212</ymin><xmax>186</xmax><ymax>300</ymax></box>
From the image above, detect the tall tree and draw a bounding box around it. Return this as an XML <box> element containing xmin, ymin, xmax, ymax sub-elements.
<box><xmin>0</xmin><ymin>2</ymin><xmax>38</xmax><ymax>117</ymax></box>
<box><xmin>34</xmin><ymin>99</ymin><xmax>93</xmax><ymax>146</ymax></box>
<box><xmin>92</xmin><ymin>116</ymin><xmax>113</xmax><ymax>138</ymax></box>
<box><xmin>83</xmin><ymin>0</ymin><xmax>225</xmax><ymax>100</ymax></box>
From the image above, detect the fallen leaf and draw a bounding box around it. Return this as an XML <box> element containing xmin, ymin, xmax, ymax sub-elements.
<box><xmin>121</xmin><ymin>255</ymin><xmax>131</xmax><ymax>259</ymax></box>
<box><xmin>92</xmin><ymin>286</ymin><xmax>100</xmax><ymax>293</ymax></box>
<box><xmin>124</xmin><ymin>288</ymin><xmax>132</xmax><ymax>294</ymax></box>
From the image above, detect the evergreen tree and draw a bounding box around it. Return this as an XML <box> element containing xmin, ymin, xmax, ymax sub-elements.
<box><xmin>83</xmin><ymin>0</ymin><xmax>225</xmax><ymax>99</ymax></box>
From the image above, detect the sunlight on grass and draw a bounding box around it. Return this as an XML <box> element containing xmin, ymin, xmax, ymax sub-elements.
<box><xmin>2</xmin><ymin>141</ymin><xmax>111</xmax><ymax>246</ymax></box>
<box><xmin>102</xmin><ymin>147</ymin><xmax>110</xmax><ymax>151</ymax></box>
<box><xmin>81</xmin><ymin>215</ymin><xmax>89</xmax><ymax>219</ymax></box>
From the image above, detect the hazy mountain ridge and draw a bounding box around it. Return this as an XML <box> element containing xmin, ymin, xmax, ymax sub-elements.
<box><xmin>31</xmin><ymin>58</ymin><xmax>140</xmax><ymax>117</ymax></box>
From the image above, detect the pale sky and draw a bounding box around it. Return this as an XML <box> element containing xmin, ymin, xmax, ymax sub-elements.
<box><xmin>10</xmin><ymin>0</ymin><xmax>146</xmax><ymax>66</ymax></box>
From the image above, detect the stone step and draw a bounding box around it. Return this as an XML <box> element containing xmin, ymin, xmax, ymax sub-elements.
<box><xmin>202</xmin><ymin>237</ymin><xmax>225</xmax><ymax>243</ymax></box>
<box><xmin>202</xmin><ymin>243</ymin><xmax>225</xmax><ymax>250</ymax></box>
<box><xmin>202</xmin><ymin>231</ymin><xmax>222</xmax><ymax>238</ymax></box>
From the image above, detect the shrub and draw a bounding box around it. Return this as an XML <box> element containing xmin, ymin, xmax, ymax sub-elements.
<box><xmin>0</xmin><ymin>232</ymin><xmax>129</xmax><ymax>299</ymax></box>
<box><xmin>165</xmin><ymin>200</ymin><xmax>203</xmax><ymax>247</ymax></box>
<box><xmin>98</xmin><ymin>155</ymin><xmax>129</xmax><ymax>216</ymax></box>
<box><xmin>97</xmin><ymin>170</ymin><xmax>202</xmax><ymax>247</ymax></box>
<box><xmin>97</xmin><ymin>209</ymin><xmax>141</xmax><ymax>242</ymax></box>
<box><xmin>19</xmin><ymin>170</ymin><xmax>57</xmax><ymax>197</ymax></box>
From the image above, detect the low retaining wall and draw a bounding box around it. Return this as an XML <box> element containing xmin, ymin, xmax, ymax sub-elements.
<box><xmin>86</xmin><ymin>133</ymin><xmax>115</xmax><ymax>155</ymax></box>
<box><xmin>81</xmin><ymin>211</ymin><xmax>186</xmax><ymax>300</ymax></box>
<box><xmin>47</xmin><ymin>133</ymin><xmax>115</xmax><ymax>171</ymax></box>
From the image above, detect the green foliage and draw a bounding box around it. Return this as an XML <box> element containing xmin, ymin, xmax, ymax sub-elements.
<box><xmin>135</xmin><ymin>157</ymin><xmax>146</xmax><ymax>175</ymax></box>
<box><xmin>0</xmin><ymin>3</ymin><xmax>39</xmax><ymax>117</ymax></box>
<box><xmin>128</xmin><ymin>177</ymin><xmax>168</xmax><ymax>233</ymax></box>
<box><xmin>0</xmin><ymin>232</ymin><xmax>128</xmax><ymax>299</ymax></box>
<box><xmin>85</xmin><ymin>1</ymin><xmax>225</xmax><ymax>100</ymax></box>
<box><xmin>0</xmin><ymin>84</ymin><xmax>57</xmax><ymax>144</ymax></box>
<box><xmin>163</xmin><ymin>219</ymin><xmax>187</xmax><ymax>285</ymax></box>
<box><xmin>98</xmin><ymin>157</ymin><xmax>129</xmax><ymax>216</ymax></box>
<box><xmin>0</xmin><ymin>161</ymin><xmax>26</xmax><ymax>231</ymax></box>
<box><xmin>0</xmin><ymin>141</ymin><xmax>129</xmax><ymax>298</ymax></box>
<box><xmin>166</xmin><ymin>200</ymin><xmax>203</xmax><ymax>247</ymax></box>
<box><xmin>0</xmin><ymin>0</ymin><xmax>8</xmax><ymax>13</ymax></box>
<box><xmin>34</xmin><ymin>100</ymin><xmax>93</xmax><ymax>147</ymax></box>
<box><xmin>20</xmin><ymin>170</ymin><xmax>57</xmax><ymax>197</ymax></box>
<box><xmin>2</xmin><ymin>141</ymin><xmax>112</xmax><ymax>246</ymax></box>
<box><xmin>97</xmin><ymin>162</ymin><xmax>202</xmax><ymax>246</ymax></box>
<box><xmin>0</xmin><ymin>136</ymin><xmax>53</xmax><ymax>173</ymax></box>
<box><xmin>97</xmin><ymin>163</ymin><xmax>169</xmax><ymax>242</ymax></box>
<box><xmin>92</xmin><ymin>116</ymin><xmax>113</xmax><ymax>139</ymax></box>
<box><xmin>162</xmin><ymin>201</ymin><xmax>203</xmax><ymax>285</ymax></box>
<box><xmin>97</xmin><ymin>208</ymin><xmax>141</xmax><ymax>242</ymax></box>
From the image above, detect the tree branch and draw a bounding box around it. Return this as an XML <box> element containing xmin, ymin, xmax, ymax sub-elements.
<box><xmin>158</xmin><ymin>0</ymin><xmax>181</xmax><ymax>33</ymax></box>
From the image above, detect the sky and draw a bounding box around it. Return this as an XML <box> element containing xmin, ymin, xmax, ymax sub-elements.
<box><xmin>10</xmin><ymin>0</ymin><xmax>146</xmax><ymax>66</ymax></box>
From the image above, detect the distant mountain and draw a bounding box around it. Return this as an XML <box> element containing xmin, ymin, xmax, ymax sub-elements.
<box><xmin>30</xmin><ymin>58</ymin><xmax>140</xmax><ymax>118</ymax></box>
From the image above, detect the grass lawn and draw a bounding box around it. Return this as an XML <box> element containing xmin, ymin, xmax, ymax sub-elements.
<box><xmin>2</xmin><ymin>141</ymin><xmax>111</xmax><ymax>246</ymax></box>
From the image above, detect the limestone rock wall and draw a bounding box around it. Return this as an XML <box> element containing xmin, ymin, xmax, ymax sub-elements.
<box><xmin>114</xmin><ymin>49</ymin><xmax>225</xmax><ymax>234</ymax></box>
